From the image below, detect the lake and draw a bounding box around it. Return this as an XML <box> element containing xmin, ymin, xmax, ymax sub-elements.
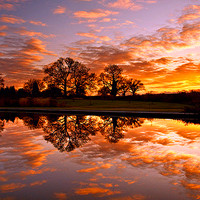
<box><xmin>0</xmin><ymin>112</ymin><xmax>200</xmax><ymax>200</ymax></box>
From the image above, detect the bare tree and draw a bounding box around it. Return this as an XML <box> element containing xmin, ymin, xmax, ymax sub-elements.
<box><xmin>128</xmin><ymin>79</ymin><xmax>145</xmax><ymax>96</ymax></box>
<box><xmin>43</xmin><ymin>57</ymin><xmax>74</xmax><ymax>96</ymax></box>
<box><xmin>99</xmin><ymin>65</ymin><xmax>122</xmax><ymax>97</ymax></box>
<box><xmin>69</xmin><ymin>62</ymin><xmax>96</xmax><ymax>97</ymax></box>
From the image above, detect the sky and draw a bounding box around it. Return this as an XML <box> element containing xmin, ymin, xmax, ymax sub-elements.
<box><xmin>0</xmin><ymin>0</ymin><xmax>200</xmax><ymax>93</ymax></box>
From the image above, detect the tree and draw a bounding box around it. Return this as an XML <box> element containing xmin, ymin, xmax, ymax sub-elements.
<box><xmin>43</xmin><ymin>57</ymin><xmax>75</xmax><ymax>96</ymax></box>
<box><xmin>69</xmin><ymin>62</ymin><xmax>96</xmax><ymax>97</ymax></box>
<box><xmin>127</xmin><ymin>79</ymin><xmax>145</xmax><ymax>96</ymax></box>
<box><xmin>42</xmin><ymin>84</ymin><xmax>62</xmax><ymax>97</ymax></box>
<box><xmin>99</xmin><ymin>65</ymin><xmax>123</xmax><ymax>97</ymax></box>
<box><xmin>0</xmin><ymin>74</ymin><xmax>4</xmax><ymax>88</ymax></box>
<box><xmin>23</xmin><ymin>79</ymin><xmax>44</xmax><ymax>96</ymax></box>
<box><xmin>118</xmin><ymin>77</ymin><xmax>129</xmax><ymax>97</ymax></box>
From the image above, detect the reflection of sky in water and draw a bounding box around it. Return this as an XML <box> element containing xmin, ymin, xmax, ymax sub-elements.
<box><xmin>0</xmin><ymin>115</ymin><xmax>200</xmax><ymax>200</ymax></box>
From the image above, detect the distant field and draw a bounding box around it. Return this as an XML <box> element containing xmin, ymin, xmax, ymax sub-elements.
<box><xmin>56</xmin><ymin>99</ymin><xmax>187</xmax><ymax>112</ymax></box>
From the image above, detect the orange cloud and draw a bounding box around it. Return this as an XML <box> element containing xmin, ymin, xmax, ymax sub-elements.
<box><xmin>29</xmin><ymin>20</ymin><xmax>47</xmax><ymax>26</ymax></box>
<box><xmin>100</xmin><ymin>18</ymin><xmax>111</xmax><ymax>22</ymax></box>
<box><xmin>0</xmin><ymin>36</ymin><xmax>56</xmax><ymax>87</ymax></box>
<box><xmin>178</xmin><ymin>4</ymin><xmax>200</xmax><ymax>24</ymax></box>
<box><xmin>0</xmin><ymin>3</ymin><xmax>14</xmax><ymax>10</ymax></box>
<box><xmin>53</xmin><ymin>6</ymin><xmax>66</xmax><ymax>14</ymax></box>
<box><xmin>107</xmin><ymin>0</ymin><xmax>142</xmax><ymax>10</ymax></box>
<box><xmin>77</xmin><ymin>163</ymin><xmax>112</xmax><ymax>173</ymax></box>
<box><xmin>76</xmin><ymin>32</ymin><xmax>111</xmax><ymax>41</ymax></box>
<box><xmin>146</xmin><ymin>0</ymin><xmax>156</xmax><ymax>3</ymax></box>
<box><xmin>0</xmin><ymin>15</ymin><xmax>26</xmax><ymax>24</ymax></box>
<box><xmin>17</xmin><ymin>28</ymin><xmax>55</xmax><ymax>38</ymax></box>
<box><xmin>0</xmin><ymin>183</ymin><xmax>26</xmax><ymax>193</ymax></box>
<box><xmin>54</xmin><ymin>193</ymin><xmax>67</xmax><ymax>200</ymax></box>
<box><xmin>75</xmin><ymin>187</ymin><xmax>120</xmax><ymax>196</ymax></box>
<box><xmin>74</xmin><ymin>9</ymin><xmax>118</xmax><ymax>19</ymax></box>
<box><xmin>178</xmin><ymin>13</ymin><xmax>200</xmax><ymax>24</ymax></box>
<box><xmin>30</xmin><ymin>180</ymin><xmax>47</xmax><ymax>186</ymax></box>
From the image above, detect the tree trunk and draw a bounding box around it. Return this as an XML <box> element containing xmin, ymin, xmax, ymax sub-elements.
<box><xmin>64</xmin><ymin>78</ymin><xmax>67</xmax><ymax>97</ymax></box>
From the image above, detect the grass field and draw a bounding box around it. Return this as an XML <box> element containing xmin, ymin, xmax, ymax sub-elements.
<box><xmin>55</xmin><ymin>99</ymin><xmax>187</xmax><ymax>112</ymax></box>
<box><xmin>0</xmin><ymin>98</ymin><xmax>190</xmax><ymax>112</ymax></box>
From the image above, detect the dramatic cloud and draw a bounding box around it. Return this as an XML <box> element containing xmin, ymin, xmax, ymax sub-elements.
<box><xmin>0</xmin><ymin>15</ymin><xmax>26</xmax><ymax>24</ymax></box>
<box><xmin>74</xmin><ymin>9</ymin><xmax>118</xmax><ymax>19</ymax></box>
<box><xmin>53</xmin><ymin>6</ymin><xmax>66</xmax><ymax>14</ymax></box>
<box><xmin>0</xmin><ymin>36</ymin><xmax>56</xmax><ymax>86</ymax></box>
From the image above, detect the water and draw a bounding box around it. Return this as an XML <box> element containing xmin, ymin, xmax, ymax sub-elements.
<box><xmin>0</xmin><ymin>113</ymin><xmax>200</xmax><ymax>200</ymax></box>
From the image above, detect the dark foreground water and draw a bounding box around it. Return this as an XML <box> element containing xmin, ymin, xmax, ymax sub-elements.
<box><xmin>0</xmin><ymin>113</ymin><xmax>200</xmax><ymax>200</ymax></box>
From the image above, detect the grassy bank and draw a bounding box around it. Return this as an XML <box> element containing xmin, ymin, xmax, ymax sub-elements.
<box><xmin>57</xmin><ymin>99</ymin><xmax>187</xmax><ymax>112</ymax></box>
<box><xmin>0</xmin><ymin>98</ymin><xmax>189</xmax><ymax>112</ymax></box>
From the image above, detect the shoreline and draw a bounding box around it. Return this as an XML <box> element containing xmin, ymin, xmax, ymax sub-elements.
<box><xmin>0</xmin><ymin>107</ymin><xmax>198</xmax><ymax>119</ymax></box>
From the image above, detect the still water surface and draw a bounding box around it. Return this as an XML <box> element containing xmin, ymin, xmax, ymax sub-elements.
<box><xmin>0</xmin><ymin>113</ymin><xmax>200</xmax><ymax>200</ymax></box>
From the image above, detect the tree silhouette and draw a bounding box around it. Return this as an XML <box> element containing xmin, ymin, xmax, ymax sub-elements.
<box><xmin>0</xmin><ymin>74</ymin><xmax>4</xmax><ymax>88</ymax></box>
<box><xmin>69</xmin><ymin>62</ymin><xmax>96</xmax><ymax>97</ymax></box>
<box><xmin>128</xmin><ymin>79</ymin><xmax>145</xmax><ymax>96</ymax></box>
<box><xmin>43</xmin><ymin>57</ymin><xmax>75</xmax><ymax>96</ymax></box>
<box><xmin>118</xmin><ymin>77</ymin><xmax>129</xmax><ymax>96</ymax></box>
<box><xmin>42</xmin><ymin>84</ymin><xmax>62</xmax><ymax>97</ymax></box>
<box><xmin>23</xmin><ymin>79</ymin><xmax>44</xmax><ymax>96</ymax></box>
<box><xmin>99</xmin><ymin>65</ymin><xmax>123</xmax><ymax>97</ymax></box>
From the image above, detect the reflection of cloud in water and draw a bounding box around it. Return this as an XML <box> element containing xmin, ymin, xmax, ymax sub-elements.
<box><xmin>1</xmin><ymin>114</ymin><xmax>200</xmax><ymax>199</ymax></box>
<box><xmin>0</xmin><ymin>119</ymin><xmax>54</xmax><ymax>194</ymax></box>
<box><xmin>68</xmin><ymin>118</ymin><xmax>200</xmax><ymax>198</ymax></box>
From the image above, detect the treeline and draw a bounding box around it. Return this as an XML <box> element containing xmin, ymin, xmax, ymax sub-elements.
<box><xmin>0</xmin><ymin>57</ymin><xmax>200</xmax><ymax>107</ymax></box>
<box><xmin>0</xmin><ymin>57</ymin><xmax>145</xmax><ymax>98</ymax></box>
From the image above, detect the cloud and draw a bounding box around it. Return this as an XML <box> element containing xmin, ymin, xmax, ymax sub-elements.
<box><xmin>30</xmin><ymin>180</ymin><xmax>47</xmax><ymax>186</ymax></box>
<box><xmin>106</xmin><ymin>0</ymin><xmax>142</xmax><ymax>10</ymax></box>
<box><xmin>16</xmin><ymin>28</ymin><xmax>55</xmax><ymax>38</ymax></box>
<box><xmin>178</xmin><ymin>4</ymin><xmax>200</xmax><ymax>24</ymax></box>
<box><xmin>74</xmin><ymin>9</ymin><xmax>118</xmax><ymax>19</ymax></box>
<box><xmin>76</xmin><ymin>32</ymin><xmax>111</xmax><ymax>41</ymax></box>
<box><xmin>0</xmin><ymin>15</ymin><xmax>26</xmax><ymax>24</ymax></box>
<box><xmin>100</xmin><ymin>18</ymin><xmax>111</xmax><ymax>22</ymax></box>
<box><xmin>29</xmin><ymin>20</ymin><xmax>47</xmax><ymax>26</ymax></box>
<box><xmin>145</xmin><ymin>0</ymin><xmax>157</xmax><ymax>3</ymax></box>
<box><xmin>0</xmin><ymin>183</ymin><xmax>26</xmax><ymax>193</ymax></box>
<box><xmin>0</xmin><ymin>36</ymin><xmax>56</xmax><ymax>87</ymax></box>
<box><xmin>0</xmin><ymin>3</ymin><xmax>14</xmax><ymax>10</ymax></box>
<box><xmin>75</xmin><ymin>187</ymin><xmax>120</xmax><ymax>196</ymax></box>
<box><xmin>53</xmin><ymin>6</ymin><xmax>66</xmax><ymax>14</ymax></box>
<box><xmin>54</xmin><ymin>193</ymin><xmax>67</xmax><ymax>200</ymax></box>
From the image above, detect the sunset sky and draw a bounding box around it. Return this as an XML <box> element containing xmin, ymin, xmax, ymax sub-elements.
<box><xmin>0</xmin><ymin>0</ymin><xmax>200</xmax><ymax>93</ymax></box>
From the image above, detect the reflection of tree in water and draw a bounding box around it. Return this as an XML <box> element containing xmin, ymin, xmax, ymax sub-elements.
<box><xmin>0</xmin><ymin>112</ymin><xmax>16</xmax><ymax>136</ymax></box>
<box><xmin>43</xmin><ymin>115</ymin><xmax>99</xmax><ymax>152</ymax></box>
<box><xmin>22</xmin><ymin>114</ymin><xmax>46</xmax><ymax>130</ymax></box>
<box><xmin>98</xmin><ymin>116</ymin><xmax>144</xmax><ymax>143</ymax></box>
<box><xmin>0</xmin><ymin>119</ymin><xmax>4</xmax><ymax>136</ymax></box>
